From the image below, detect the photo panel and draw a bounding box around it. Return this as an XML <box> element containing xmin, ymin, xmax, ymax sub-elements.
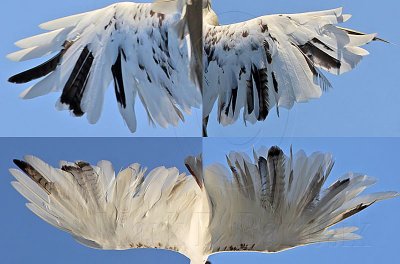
<box><xmin>203</xmin><ymin>137</ymin><xmax>400</xmax><ymax>264</ymax></box>
<box><xmin>1</xmin><ymin>0</ymin><xmax>202</xmax><ymax>137</ymax></box>
<box><xmin>203</xmin><ymin>0</ymin><xmax>400</xmax><ymax>137</ymax></box>
<box><xmin>0</xmin><ymin>137</ymin><xmax>202</xmax><ymax>263</ymax></box>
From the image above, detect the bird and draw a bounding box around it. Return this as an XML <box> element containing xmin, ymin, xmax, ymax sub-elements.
<box><xmin>202</xmin><ymin>1</ymin><xmax>386</xmax><ymax>136</ymax></box>
<box><xmin>7</xmin><ymin>1</ymin><xmax>202</xmax><ymax>133</ymax></box>
<box><xmin>10</xmin><ymin>146</ymin><xmax>398</xmax><ymax>264</ymax></box>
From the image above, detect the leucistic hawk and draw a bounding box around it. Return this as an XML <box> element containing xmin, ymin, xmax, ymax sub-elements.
<box><xmin>10</xmin><ymin>147</ymin><xmax>398</xmax><ymax>264</ymax></box>
<box><xmin>7</xmin><ymin>1</ymin><xmax>202</xmax><ymax>133</ymax></box>
<box><xmin>202</xmin><ymin>2</ymin><xmax>385</xmax><ymax>136</ymax></box>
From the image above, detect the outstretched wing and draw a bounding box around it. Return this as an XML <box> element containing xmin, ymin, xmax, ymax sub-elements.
<box><xmin>10</xmin><ymin>156</ymin><xmax>206</xmax><ymax>260</ymax></box>
<box><xmin>204</xmin><ymin>8</ymin><xmax>378</xmax><ymax>127</ymax></box>
<box><xmin>204</xmin><ymin>146</ymin><xmax>398</xmax><ymax>254</ymax></box>
<box><xmin>8</xmin><ymin>2</ymin><xmax>201</xmax><ymax>133</ymax></box>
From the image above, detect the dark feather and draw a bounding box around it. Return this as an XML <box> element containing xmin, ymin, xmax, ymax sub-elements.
<box><xmin>251</xmin><ymin>65</ymin><xmax>269</xmax><ymax>121</ymax></box>
<box><xmin>60</xmin><ymin>46</ymin><xmax>94</xmax><ymax>116</ymax></box>
<box><xmin>267</xmin><ymin>146</ymin><xmax>285</xmax><ymax>210</ymax></box>
<box><xmin>258</xmin><ymin>156</ymin><xmax>270</xmax><ymax>208</ymax></box>
<box><xmin>13</xmin><ymin>159</ymin><xmax>53</xmax><ymax>194</ymax></box>
<box><xmin>8</xmin><ymin>41</ymin><xmax>73</xmax><ymax>84</ymax></box>
<box><xmin>185</xmin><ymin>155</ymin><xmax>203</xmax><ymax>189</ymax></box>
<box><xmin>246</xmin><ymin>72</ymin><xmax>255</xmax><ymax>115</ymax></box>
<box><xmin>225</xmin><ymin>86</ymin><xmax>238</xmax><ymax>116</ymax></box>
<box><xmin>336</xmin><ymin>203</ymin><xmax>373</xmax><ymax>223</ymax></box>
<box><xmin>292</xmin><ymin>42</ymin><xmax>332</xmax><ymax>91</ymax></box>
<box><xmin>312</xmin><ymin>178</ymin><xmax>351</xmax><ymax>216</ymax></box>
<box><xmin>111</xmin><ymin>48</ymin><xmax>127</xmax><ymax>108</ymax></box>
<box><xmin>203</xmin><ymin>116</ymin><xmax>209</xmax><ymax>137</ymax></box>
<box><xmin>298</xmin><ymin>38</ymin><xmax>342</xmax><ymax>71</ymax></box>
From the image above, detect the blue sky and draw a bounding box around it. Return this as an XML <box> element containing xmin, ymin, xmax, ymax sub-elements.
<box><xmin>207</xmin><ymin>0</ymin><xmax>400</xmax><ymax>137</ymax></box>
<box><xmin>0</xmin><ymin>0</ymin><xmax>201</xmax><ymax>137</ymax></box>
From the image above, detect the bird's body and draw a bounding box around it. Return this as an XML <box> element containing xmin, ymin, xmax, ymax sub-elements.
<box><xmin>202</xmin><ymin>3</ymin><xmax>380</xmax><ymax>136</ymax></box>
<box><xmin>10</xmin><ymin>147</ymin><xmax>398</xmax><ymax>263</ymax></box>
<box><xmin>8</xmin><ymin>1</ymin><xmax>201</xmax><ymax>133</ymax></box>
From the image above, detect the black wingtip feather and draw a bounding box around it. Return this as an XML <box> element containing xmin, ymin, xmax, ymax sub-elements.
<box><xmin>8</xmin><ymin>41</ymin><xmax>73</xmax><ymax>84</ymax></box>
<box><xmin>8</xmin><ymin>51</ymin><xmax>64</xmax><ymax>84</ymax></box>
<box><xmin>13</xmin><ymin>159</ymin><xmax>27</xmax><ymax>169</ymax></box>
<box><xmin>268</xmin><ymin>146</ymin><xmax>283</xmax><ymax>158</ymax></box>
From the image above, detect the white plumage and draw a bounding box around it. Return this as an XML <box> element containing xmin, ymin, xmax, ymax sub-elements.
<box><xmin>8</xmin><ymin>1</ymin><xmax>201</xmax><ymax>133</ymax></box>
<box><xmin>204</xmin><ymin>146</ymin><xmax>398</xmax><ymax>254</ymax></box>
<box><xmin>10</xmin><ymin>147</ymin><xmax>398</xmax><ymax>264</ymax></box>
<box><xmin>203</xmin><ymin>2</ymin><xmax>383</xmax><ymax>135</ymax></box>
<box><xmin>10</xmin><ymin>155</ymin><xmax>209</xmax><ymax>263</ymax></box>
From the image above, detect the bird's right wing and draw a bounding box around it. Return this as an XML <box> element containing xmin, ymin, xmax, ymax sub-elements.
<box><xmin>204</xmin><ymin>146</ymin><xmax>398</xmax><ymax>254</ymax></box>
<box><xmin>8</xmin><ymin>2</ymin><xmax>201</xmax><ymax>132</ymax></box>
<box><xmin>203</xmin><ymin>8</ymin><xmax>378</xmax><ymax>127</ymax></box>
<box><xmin>10</xmin><ymin>156</ymin><xmax>208</xmax><ymax>261</ymax></box>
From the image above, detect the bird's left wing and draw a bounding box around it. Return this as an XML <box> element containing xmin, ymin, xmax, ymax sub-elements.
<box><xmin>8</xmin><ymin>2</ymin><xmax>200</xmax><ymax>132</ymax></box>
<box><xmin>10</xmin><ymin>155</ymin><xmax>209</xmax><ymax>262</ymax></box>
<box><xmin>204</xmin><ymin>146</ymin><xmax>398</xmax><ymax>255</ymax></box>
<box><xmin>204</xmin><ymin>8</ymin><xmax>378</xmax><ymax>129</ymax></box>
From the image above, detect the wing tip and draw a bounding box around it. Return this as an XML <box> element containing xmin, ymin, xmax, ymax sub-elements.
<box><xmin>6</xmin><ymin>52</ymin><xmax>21</xmax><ymax>62</ymax></box>
<box><xmin>13</xmin><ymin>159</ymin><xmax>27</xmax><ymax>170</ymax></box>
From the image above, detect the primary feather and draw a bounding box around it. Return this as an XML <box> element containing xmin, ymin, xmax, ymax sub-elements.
<box><xmin>8</xmin><ymin>1</ymin><xmax>201</xmax><ymax>133</ymax></box>
<box><xmin>203</xmin><ymin>4</ymin><xmax>382</xmax><ymax>135</ymax></box>
<box><xmin>10</xmin><ymin>147</ymin><xmax>398</xmax><ymax>263</ymax></box>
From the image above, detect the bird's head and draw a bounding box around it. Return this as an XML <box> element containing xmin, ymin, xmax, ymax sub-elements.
<box><xmin>202</xmin><ymin>0</ymin><xmax>219</xmax><ymax>26</ymax></box>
